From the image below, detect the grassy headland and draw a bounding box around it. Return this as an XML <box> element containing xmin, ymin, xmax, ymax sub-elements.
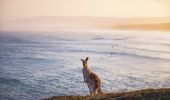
<box><xmin>43</xmin><ymin>88</ymin><xmax>170</xmax><ymax>100</ymax></box>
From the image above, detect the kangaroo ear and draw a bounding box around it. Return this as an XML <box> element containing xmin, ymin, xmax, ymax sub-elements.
<box><xmin>81</xmin><ymin>59</ymin><xmax>84</xmax><ymax>62</ymax></box>
<box><xmin>85</xmin><ymin>57</ymin><xmax>89</xmax><ymax>61</ymax></box>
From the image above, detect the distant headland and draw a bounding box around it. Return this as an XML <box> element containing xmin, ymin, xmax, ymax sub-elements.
<box><xmin>0</xmin><ymin>16</ymin><xmax>170</xmax><ymax>32</ymax></box>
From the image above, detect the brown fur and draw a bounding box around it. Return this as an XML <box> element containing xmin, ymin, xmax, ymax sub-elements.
<box><xmin>81</xmin><ymin>57</ymin><xmax>103</xmax><ymax>96</ymax></box>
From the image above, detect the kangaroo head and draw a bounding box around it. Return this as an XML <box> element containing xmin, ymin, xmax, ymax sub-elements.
<box><xmin>81</xmin><ymin>57</ymin><xmax>89</xmax><ymax>68</ymax></box>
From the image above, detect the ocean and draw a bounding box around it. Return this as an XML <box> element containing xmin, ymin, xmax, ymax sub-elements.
<box><xmin>0</xmin><ymin>30</ymin><xmax>170</xmax><ymax>100</ymax></box>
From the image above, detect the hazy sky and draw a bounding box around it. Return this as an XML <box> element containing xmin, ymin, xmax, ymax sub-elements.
<box><xmin>0</xmin><ymin>0</ymin><xmax>170</xmax><ymax>20</ymax></box>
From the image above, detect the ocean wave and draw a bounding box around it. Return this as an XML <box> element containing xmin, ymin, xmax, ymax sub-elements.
<box><xmin>112</xmin><ymin>44</ymin><xmax>170</xmax><ymax>54</ymax></box>
<box><xmin>21</xmin><ymin>57</ymin><xmax>47</xmax><ymax>61</ymax></box>
<box><xmin>66</xmin><ymin>49</ymin><xmax>170</xmax><ymax>61</ymax></box>
<box><xmin>0</xmin><ymin>77</ymin><xmax>22</xmax><ymax>85</ymax></box>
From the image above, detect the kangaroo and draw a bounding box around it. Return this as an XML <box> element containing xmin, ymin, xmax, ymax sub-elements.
<box><xmin>81</xmin><ymin>57</ymin><xmax>102</xmax><ymax>96</ymax></box>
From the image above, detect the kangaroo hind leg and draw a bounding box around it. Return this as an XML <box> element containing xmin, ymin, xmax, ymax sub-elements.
<box><xmin>97</xmin><ymin>87</ymin><xmax>102</xmax><ymax>94</ymax></box>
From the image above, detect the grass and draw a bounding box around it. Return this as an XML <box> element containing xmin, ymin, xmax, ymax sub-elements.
<box><xmin>43</xmin><ymin>88</ymin><xmax>170</xmax><ymax>100</ymax></box>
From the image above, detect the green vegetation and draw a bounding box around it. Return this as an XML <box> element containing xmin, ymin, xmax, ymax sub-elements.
<box><xmin>43</xmin><ymin>88</ymin><xmax>170</xmax><ymax>100</ymax></box>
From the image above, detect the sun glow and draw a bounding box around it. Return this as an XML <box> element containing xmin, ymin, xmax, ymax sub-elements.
<box><xmin>0</xmin><ymin>0</ymin><xmax>170</xmax><ymax>20</ymax></box>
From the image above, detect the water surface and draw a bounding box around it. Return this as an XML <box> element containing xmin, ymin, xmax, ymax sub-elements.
<box><xmin>0</xmin><ymin>30</ymin><xmax>170</xmax><ymax>100</ymax></box>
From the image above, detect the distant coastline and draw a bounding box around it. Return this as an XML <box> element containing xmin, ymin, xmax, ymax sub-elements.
<box><xmin>106</xmin><ymin>23</ymin><xmax>170</xmax><ymax>32</ymax></box>
<box><xmin>0</xmin><ymin>16</ymin><xmax>170</xmax><ymax>32</ymax></box>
